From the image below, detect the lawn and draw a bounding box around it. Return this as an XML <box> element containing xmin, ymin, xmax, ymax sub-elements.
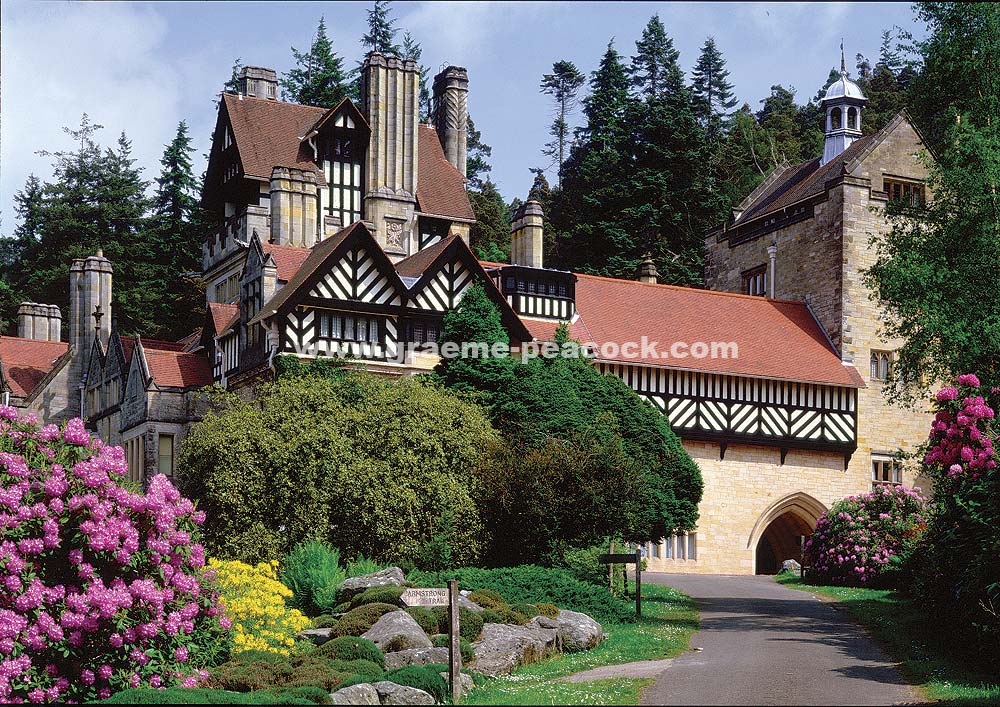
<box><xmin>465</xmin><ymin>582</ymin><xmax>698</xmax><ymax>705</ymax></box>
<box><xmin>776</xmin><ymin>574</ymin><xmax>1000</xmax><ymax>706</ymax></box>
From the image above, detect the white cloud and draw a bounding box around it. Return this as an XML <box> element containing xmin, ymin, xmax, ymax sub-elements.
<box><xmin>1</xmin><ymin>0</ymin><xmax>178</xmax><ymax>231</ymax></box>
<box><xmin>400</xmin><ymin>1</ymin><xmax>542</xmax><ymax>64</ymax></box>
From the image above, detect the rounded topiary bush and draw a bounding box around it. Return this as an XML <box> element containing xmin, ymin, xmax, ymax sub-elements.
<box><xmin>535</xmin><ymin>602</ymin><xmax>560</xmax><ymax>619</ymax></box>
<box><xmin>0</xmin><ymin>410</ymin><xmax>230</xmax><ymax>702</ymax></box>
<box><xmin>468</xmin><ymin>589</ymin><xmax>507</xmax><ymax>611</ymax></box>
<box><xmin>512</xmin><ymin>603</ymin><xmax>540</xmax><ymax>618</ymax></box>
<box><xmin>330</xmin><ymin>603</ymin><xmax>399</xmax><ymax>637</ymax></box>
<box><xmin>312</xmin><ymin>614</ymin><xmax>337</xmax><ymax>629</ymax></box>
<box><xmin>384</xmin><ymin>666</ymin><xmax>448</xmax><ymax>702</ymax></box>
<box><xmin>404</xmin><ymin>607</ymin><xmax>439</xmax><ymax>635</ymax></box>
<box><xmin>349</xmin><ymin>585</ymin><xmax>405</xmax><ymax>609</ymax></box>
<box><xmin>314</xmin><ymin>636</ymin><xmax>384</xmax><ymax>668</ymax></box>
<box><xmin>431</xmin><ymin>606</ymin><xmax>484</xmax><ymax>642</ymax></box>
<box><xmin>324</xmin><ymin>658</ymin><xmax>383</xmax><ymax>678</ymax></box>
<box><xmin>804</xmin><ymin>484</ymin><xmax>927</xmax><ymax>586</ymax></box>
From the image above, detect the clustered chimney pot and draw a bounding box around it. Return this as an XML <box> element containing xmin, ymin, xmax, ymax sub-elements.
<box><xmin>16</xmin><ymin>303</ymin><xmax>62</xmax><ymax>342</ymax></box>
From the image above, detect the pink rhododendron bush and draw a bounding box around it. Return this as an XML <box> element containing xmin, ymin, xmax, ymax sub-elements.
<box><xmin>908</xmin><ymin>374</ymin><xmax>1000</xmax><ymax>663</ymax></box>
<box><xmin>0</xmin><ymin>407</ymin><xmax>230</xmax><ymax>703</ymax></box>
<box><xmin>803</xmin><ymin>484</ymin><xmax>926</xmax><ymax>586</ymax></box>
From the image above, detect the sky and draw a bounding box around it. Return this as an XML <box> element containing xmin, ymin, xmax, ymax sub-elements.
<box><xmin>0</xmin><ymin>1</ymin><xmax>928</xmax><ymax>233</ymax></box>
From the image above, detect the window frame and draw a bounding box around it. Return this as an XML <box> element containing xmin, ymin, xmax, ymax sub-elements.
<box><xmin>742</xmin><ymin>265</ymin><xmax>768</xmax><ymax>297</ymax></box>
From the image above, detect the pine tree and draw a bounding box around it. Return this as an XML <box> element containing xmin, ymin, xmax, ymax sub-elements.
<box><xmin>539</xmin><ymin>60</ymin><xmax>585</xmax><ymax>184</ymax></box>
<box><xmin>154</xmin><ymin>121</ymin><xmax>198</xmax><ymax>226</ymax></box>
<box><xmin>466</xmin><ymin>116</ymin><xmax>493</xmax><ymax>190</ymax></box>
<box><xmin>468</xmin><ymin>180</ymin><xmax>510</xmax><ymax>261</ymax></box>
<box><xmin>579</xmin><ymin>41</ymin><xmax>633</xmax><ymax>151</ymax></box>
<box><xmin>401</xmin><ymin>31</ymin><xmax>431</xmax><ymax>121</ymax></box>
<box><xmin>222</xmin><ymin>58</ymin><xmax>243</xmax><ymax>95</ymax></box>
<box><xmin>281</xmin><ymin>17</ymin><xmax>350</xmax><ymax>107</ymax></box>
<box><xmin>690</xmin><ymin>37</ymin><xmax>738</xmax><ymax>140</ymax></box>
<box><xmin>628</xmin><ymin>15</ymin><xmax>684</xmax><ymax>101</ymax></box>
<box><xmin>362</xmin><ymin>0</ymin><xmax>400</xmax><ymax>55</ymax></box>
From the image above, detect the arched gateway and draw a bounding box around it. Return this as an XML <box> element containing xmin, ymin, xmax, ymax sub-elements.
<box><xmin>747</xmin><ymin>493</ymin><xmax>827</xmax><ymax>575</ymax></box>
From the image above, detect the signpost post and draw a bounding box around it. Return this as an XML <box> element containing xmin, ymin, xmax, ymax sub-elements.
<box><xmin>599</xmin><ymin>549</ymin><xmax>643</xmax><ymax>619</ymax></box>
<box><xmin>401</xmin><ymin>585</ymin><xmax>462</xmax><ymax>703</ymax></box>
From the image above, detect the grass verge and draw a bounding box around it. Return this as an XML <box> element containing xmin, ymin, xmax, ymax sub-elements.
<box><xmin>776</xmin><ymin>574</ymin><xmax>1000</xmax><ymax>706</ymax></box>
<box><xmin>465</xmin><ymin>582</ymin><xmax>697</xmax><ymax>706</ymax></box>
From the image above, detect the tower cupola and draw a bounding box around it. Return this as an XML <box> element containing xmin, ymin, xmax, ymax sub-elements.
<box><xmin>819</xmin><ymin>47</ymin><xmax>866</xmax><ymax>166</ymax></box>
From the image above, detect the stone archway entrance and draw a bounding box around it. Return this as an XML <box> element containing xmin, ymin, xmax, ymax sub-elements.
<box><xmin>748</xmin><ymin>493</ymin><xmax>827</xmax><ymax>575</ymax></box>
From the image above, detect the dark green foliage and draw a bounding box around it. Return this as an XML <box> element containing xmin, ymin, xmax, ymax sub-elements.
<box><xmin>469</xmin><ymin>180</ymin><xmax>511</xmax><ymax>261</ymax></box>
<box><xmin>312</xmin><ymin>614</ymin><xmax>337</xmax><ymax>629</ymax></box>
<box><xmin>690</xmin><ymin>36</ymin><xmax>738</xmax><ymax>141</ymax></box>
<box><xmin>404</xmin><ymin>606</ymin><xmax>439</xmax><ymax>635</ymax></box>
<box><xmin>384</xmin><ymin>666</ymin><xmax>448</xmax><ymax>703</ymax></box>
<box><xmin>314</xmin><ymin>635</ymin><xmax>385</xmax><ymax>668</ymax></box>
<box><xmin>282</xmin><ymin>541</ymin><xmax>345</xmax><ymax>616</ymax></box>
<box><xmin>177</xmin><ymin>373</ymin><xmax>494</xmax><ymax>564</ymax></box>
<box><xmin>468</xmin><ymin>589</ymin><xmax>508</xmax><ymax>611</ymax></box>
<box><xmin>362</xmin><ymin>0</ymin><xmax>400</xmax><ymax>55</ymax></box>
<box><xmin>331</xmin><ymin>603</ymin><xmax>399</xmax><ymax>637</ymax></box>
<box><xmin>512</xmin><ymin>603</ymin><xmax>540</xmax><ymax>618</ymax></box>
<box><xmin>430</xmin><ymin>605</ymin><xmax>484</xmax><ymax>642</ymax></box>
<box><xmin>481</xmin><ymin>607</ymin><xmax>529</xmax><ymax>626</ymax></box>
<box><xmin>431</xmin><ymin>633</ymin><xmax>474</xmax><ymax>662</ymax></box>
<box><xmin>558</xmin><ymin>543</ymin><xmax>626</xmax><ymax>596</ymax></box>
<box><xmin>206</xmin><ymin>653</ymin><xmax>350</xmax><ymax>693</ymax></box>
<box><xmin>411</xmin><ymin>566</ymin><xmax>633</xmax><ymax>624</ymax></box>
<box><xmin>281</xmin><ymin>17</ymin><xmax>351</xmax><ymax>107</ymax></box>
<box><xmin>349</xmin><ymin>585</ymin><xmax>405</xmax><ymax>608</ymax></box>
<box><xmin>535</xmin><ymin>602</ymin><xmax>560</xmax><ymax>619</ymax></box>
<box><xmin>324</xmin><ymin>659</ymin><xmax>384</xmax><ymax>678</ymax></box>
<box><xmin>466</xmin><ymin>116</ymin><xmax>493</xmax><ymax>190</ymax></box>
<box><xmin>480</xmin><ymin>608</ymin><xmax>503</xmax><ymax>625</ymax></box>
<box><xmin>97</xmin><ymin>688</ymin><xmax>317</xmax><ymax>704</ymax></box>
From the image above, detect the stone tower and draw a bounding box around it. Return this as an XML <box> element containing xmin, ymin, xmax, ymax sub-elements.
<box><xmin>69</xmin><ymin>252</ymin><xmax>112</xmax><ymax>412</ymax></box>
<box><xmin>820</xmin><ymin>50</ymin><xmax>866</xmax><ymax>166</ymax></box>
<box><xmin>238</xmin><ymin>66</ymin><xmax>279</xmax><ymax>100</ymax></box>
<box><xmin>432</xmin><ymin>66</ymin><xmax>469</xmax><ymax>177</ymax></box>
<box><xmin>360</xmin><ymin>52</ymin><xmax>421</xmax><ymax>257</ymax></box>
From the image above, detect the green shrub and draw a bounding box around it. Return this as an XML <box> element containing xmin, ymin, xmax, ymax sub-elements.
<box><xmin>324</xmin><ymin>658</ymin><xmax>384</xmax><ymax>678</ymax></box>
<box><xmin>384</xmin><ymin>666</ymin><xmax>448</xmax><ymax>703</ymax></box>
<box><xmin>330</xmin><ymin>603</ymin><xmax>399</xmax><ymax>637</ymax></box>
<box><xmin>480</xmin><ymin>607</ymin><xmax>528</xmax><ymax>625</ymax></box>
<box><xmin>282</xmin><ymin>541</ymin><xmax>346</xmax><ymax>616</ymax></box>
<box><xmin>312</xmin><ymin>614</ymin><xmax>337</xmax><ymax>629</ymax></box>
<box><xmin>228</xmin><ymin>649</ymin><xmax>290</xmax><ymax>665</ymax></box>
<box><xmin>535</xmin><ymin>602</ymin><xmax>560</xmax><ymax>619</ymax></box>
<box><xmin>349</xmin><ymin>585</ymin><xmax>405</xmax><ymax>608</ymax></box>
<box><xmin>333</xmin><ymin>602</ymin><xmax>351</xmax><ymax>614</ymax></box>
<box><xmin>347</xmin><ymin>554</ymin><xmax>386</xmax><ymax>578</ymax></box>
<box><xmin>206</xmin><ymin>654</ymin><xmax>350</xmax><ymax>694</ymax></box>
<box><xmin>431</xmin><ymin>633</ymin><xmax>474</xmax><ymax>662</ymax></box>
<box><xmin>314</xmin><ymin>635</ymin><xmax>385</xmax><ymax>668</ymax></box>
<box><xmin>405</xmin><ymin>606</ymin><xmax>440</xmax><ymax>635</ymax></box>
<box><xmin>512</xmin><ymin>603</ymin><xmax>539</xmax><ymax>617</ymax></box>
<box><xmin>97</xmin><ymin>687</ymin><xmax>317</xmax><ymax>704</ymax></box>
<box><xmin>480</xmin><ymin>608</ymin><xmax>503</xmax><ymax>624</ymax></box>
<box><xmin>559</xmin><ymin>543</ymin><xmax>626</xmax><ymax>595</ymax></box>
<box><xmin>431</xmin><ymin>605</ymin><xmax>484</xmax><ymax>641</ymax></box>
<box><xmin>469</xmin><ymin>589</ymin><xmax>508</xmax><ymax>610</ymax></box>
<box><xmin>410</xmin><ymin>566</ymin><xmax>632</xmax><ymax>624</ymax></box>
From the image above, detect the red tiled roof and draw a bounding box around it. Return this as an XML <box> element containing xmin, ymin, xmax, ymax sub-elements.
<box><xmin>416</xmin><ymin>125</ymin><xmax>475</xmax><ymax>221</ymax></box>
<box><xmin>528</xmin><ymin>275</ymin><xmax>863</xmax><ymax>388</ymax></box>
<box><xmin>262</xmin><ymin>242</ymin><xmax>313</xmax><ymax>282</ymax></box>
<box><xmin>0</xmin><ymin>337</ymin><xmax>70</xmax><ymax>398</ymax></box>
<box><xmin>120</xmin><ymin>336</ymin><xmax>186</xmax><ymax>367</ymax></box>
<box><xmin>207</xmin><ymin>303</ymin><xmax>240</xmax><ymax>336</ymax></box>
<box><xmin>739</xmin><ymin>135</ymin><xmax>877</xmax><ymax>222</ymax></box>
<box><xmin>223</xmin><ymin>94</ymin><xmax>326</xmax><ymax>182</ymax></box>
<box><xmin>395</xmin><ymin>235</ymin><xmax>458</xmax><ymax>278</ymax></box>
<box><xmin>176</xmin><ymin>328</ymin><xmax>203</xmax><ymax>352</ymax></box>
<box><xmin>143</xmin><ymin>349</ymin><xmax>213</xmax><ymax>389</ymax></box>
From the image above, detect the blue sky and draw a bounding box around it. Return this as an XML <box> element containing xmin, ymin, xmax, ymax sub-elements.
<box><xmin>0</xmin><ymin>1</ymin><xmax>927</xmax><ymax>231</ymax></box>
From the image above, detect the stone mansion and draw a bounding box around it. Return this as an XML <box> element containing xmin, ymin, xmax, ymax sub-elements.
<box><xmin>0</xmin><ymin>53</ymin><xmax>934</xmax><ymax>574</ymax></box>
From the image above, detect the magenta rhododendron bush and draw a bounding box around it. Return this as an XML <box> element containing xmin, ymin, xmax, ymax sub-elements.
<box><xmin>0</xmin><ymin>407</ymin><xmax>230</xmax><ymax>703</ymax></box>
<box><xmin>803</xmin><ymin>484</ymin><xmax>927</xmax><ymax>586</ymax></box>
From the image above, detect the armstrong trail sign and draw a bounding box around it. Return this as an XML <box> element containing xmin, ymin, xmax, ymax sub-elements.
<box><xmin>402</xmin><ymin>581</ymin><xmax>462</xmax><ymax>702</ymax></box>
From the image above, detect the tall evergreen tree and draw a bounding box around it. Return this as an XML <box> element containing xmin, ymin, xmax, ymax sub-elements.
<box><xmin>690</xmin><ymin>37</ymin><xmax>738</xmax><ymax>140</ymax></box>
<box><xmin>154</xmin><ymin>121</ymin><xmax>198</xmax><ymax>227</ymax></box>
<box><xmin>401</xmin><ymin>31</ymin><xmax>431</xmax><ymax>121</ymax></box>
<box><xmin>628</xmin><ymin>15</ymin><xmax>684</xmax><ymax>100</ymax></box>
<box><xmin>466</xmin><ymin>116</ymin><xmax>492</xmax><ymax>191</ymax></box>
<box><xmin>468</xmin><ymin>180</ymin><xmax>510</xmax><ymax>262</ymax></box>
<box><xmin>711</xmin><ymin>104</ymin><xmax>777</xmax><ymax>210</ymax></box>
<box><xmin>539</xmin><ymin>60</ymin><xmax>585</xmax><ymax>184</ymax></box>
<box><xmin>223</xmin><ymin>58</ymin><xmax>243</xmax><ymax>95</ymax></box>
<box><xmin>362</xmin><ymin>0</ymin><xmax>400</xmax><ymax>55</ymax></box>
<box><xmin>281</xmin><ymin>17</ymin><xmax>350</xmax><ymax>107</ymax></box>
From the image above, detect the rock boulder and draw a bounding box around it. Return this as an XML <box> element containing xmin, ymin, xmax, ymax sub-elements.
<box><xmin>384</xmin><ymin>646</ymin><xmax>450</xmax><ymax>670</ymax></box>
<box><xmin>330</xmin><ymin>682</ymin><xmax>380</xmax><ymax>705</ymax></box>
<box><xmin>337</xmin><ymin>567</ymin><xmax>407</xmax><ymax>600</ymax></box>
<box><xmin>298</xmin><ymin>627</ymin><xmax>335</xmax><ymax>646</ymax></box>
<box><xmin>555</xmin><ymin>609</ymin><xmax>604</xmax><ymax>652</ymax></box>
<box><xmin>362</xmin><ymin>610</ymin><xmax>433</xmax><ymax>651</ymax></box>
<box><xmin>471</xmin><ymin>622</ymin><xmax>560</xmax><ymax>676</ymax></box>
<box><xmin>372</xmin><ymin>681</ymin><xmax>435</xmax><ymax>705</ymax></box>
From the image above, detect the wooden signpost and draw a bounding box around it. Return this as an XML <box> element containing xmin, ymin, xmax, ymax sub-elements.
<box><xmin>599</xmin><ymin>547</ymin><xmax>642</xmax><ymax>618</ymax></box>
<box><xmin>401</xmin><ymin>582</ymin><xmax>462</xmax><ymax>704</ymax></box>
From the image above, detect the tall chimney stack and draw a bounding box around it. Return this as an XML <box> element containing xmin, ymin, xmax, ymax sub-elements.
<box><xmin>432</xmin><ymin>66</ymin><xmax>469</xmax><ymax>177</ymax></box>
<box><xmin>16</xmin><ymin>303</ymin><xmax>62</xmax><ymax>342</ymax></box>
<box><xmin>69</xmin><ymin>252</ymin><xmax>112</xmax><ymax>413</ymax></box>
<box><xmin>238</xmin><ymin>66</ymin><xmax>279</xmax><ymax>100</ymax></box>
<box><xmin>637</xmin><ymin>256</ymin><xmax>659</xmax><ymax>284</ymax></box>
<box><xmin>510</xmin><ymin>200</ymin><xmax>544</xmax><ymax>269</ymax></box>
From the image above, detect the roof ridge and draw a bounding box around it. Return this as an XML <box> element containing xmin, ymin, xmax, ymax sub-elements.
<box><xmin>224</xmin><ymin>92</ymin><xmax>327</xmax><ymax>113</ymax></box>
<box><xmin>572</xmin><ymin>272</ymin><xmax>812</xmax><ymax>307</ymax></box>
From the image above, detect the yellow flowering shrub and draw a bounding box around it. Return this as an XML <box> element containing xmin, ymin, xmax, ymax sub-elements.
<box><xmin>209</xmin><ymin>558</ymin><xmax>311</xmax><ymax>655</ymax></box>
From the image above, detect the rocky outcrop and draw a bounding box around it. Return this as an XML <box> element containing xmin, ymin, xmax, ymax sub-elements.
<box><xmin>298</xmin><ymin>627</ymin><xmax>335</xmax><ymax>646</ymax></box>
<box><xmin>439</xmin><ymin>671</ymin><xmax>475</xmax><ymax>699</ymax></box>
<box><xmin>337</xmin><ymin>567</ymin><xmax>407</xmax><ymax>600</ymax></box>
<box><xmin>384</xmin><ymin>646</ymin><xmax>450</xmax><ymax>670</ymax></box>
<box><xmin>372</xmin><ymin>681</ymin><xmax>435</xmax><ymax>705</ymax></box>
<box><xmin>471</xmin><ymin>622</ymin><xmax>560</xmax><ymax>676</ymax></box>
<box><xmin>362</xmin><ymin>611</ymin><xmax>433</xmax><ymax>651</ymax></box>
<box><xmin>554</xmin><ymin>610</ymin><xmax>604</xmax><ymax>652</ymax></box>
<box><xmin>330</xmin><ymin>682</ymin><xmax>380</xmax><ymax>705</ymax></box>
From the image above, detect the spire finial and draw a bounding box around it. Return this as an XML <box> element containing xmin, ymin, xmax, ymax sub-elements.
<box><xmin>841</xmin><ymin>39</ymin><xmax>846</xmax><ymax>75</ymax></box>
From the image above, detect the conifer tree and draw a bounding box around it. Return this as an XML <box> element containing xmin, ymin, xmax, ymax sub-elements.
<box><xmin>154</xmin><ymin>121</ymin><xmax>198</xmax><ymax>227</ymax></box>
<box><xmin>401</xmin><ymin>31</ymin><xmax>431</xmax><ymax>120</ymax></box>
<box><xmin>468</xmin><ymin>180</ymin><xmax>510</xmax><ymax>262</ymax></box>
<box><xmin>690</xmin><ymin>37</ymin><xmax>738</xmax><ymax>140</ymax></box>
<box><xmin>362</xmin><ymin>0</ymin><xmax>400</xmax><ymax>55</ymax></box>
<box><xmin>466</xmin><ymin>116</ymin><xmax>492</xmax><ymax>190</ymax></box>
<box><xmin>282</xmin><ymin>17</ymin><xmax>350</xmax><ymax>107</ymax></box>
<box><xmin>539</xmin><ymin>60</ymin><xmax>585</xmax><ymax>184</ymax></box>
<box><xmin>222</xmin><ymin>58</ymin><xmax>243</xmax><ymax>95</ymax></box>
<box><xmin>629</xmin><ymin>15</ymin><xmax>684</xmax><ymax>101</ymax></box>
